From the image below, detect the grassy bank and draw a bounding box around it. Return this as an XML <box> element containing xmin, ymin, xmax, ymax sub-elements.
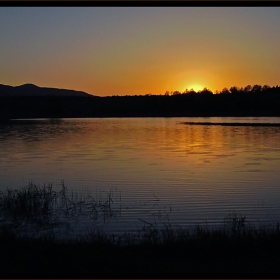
<box><xmin>1</xmin><ymin>221</ymin><xmax>280</xmax><ymax>273</ymax></box>
<box><xmin>1</xmin><ymin>183</ymin><xmax>280</xmax><ymax>273</ymax></box>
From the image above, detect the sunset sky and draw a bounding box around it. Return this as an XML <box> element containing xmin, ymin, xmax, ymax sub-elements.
<box><xmin>1</xmin><ymin>7</ymin><xmax>280</xmax><ymax>96</ymax></box>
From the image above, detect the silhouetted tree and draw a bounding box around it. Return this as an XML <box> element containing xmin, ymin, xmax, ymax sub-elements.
<box><xmin>252</xmin><ymin>84</ymin><xmax>262</xmax><ymax>92</ymax></box>
<box><xmin>221</xmin><ymin>88</ymin><xmax>230</xmax><ymax>94</ymax></box>
<box><xmin>199</xmin><ymin>88</ymin><xmax>213</xmax><ymax>96</ymax></box>
<box><xmin>244</xmin><ymin>85</ymin><xmax>252</xmax><ymax>92</ymax></box>
<box><xmin>172</xmin><ymin>91</ymin><xmax>181</xmax><ymax>95</ymax></box>
<box><xmin>188</xmin><ymin>88</ymin><xmax>197</xmax><ymax>94</ymax></box>
<box><xmin>229</xmin><ymin>86</ymin><xmax>239</xmax><ymax>94</ymax></box>
<box><xmin>262</xmin><ymin>85</ymin><xmax>271</xmax><ymax>91</ymax></box>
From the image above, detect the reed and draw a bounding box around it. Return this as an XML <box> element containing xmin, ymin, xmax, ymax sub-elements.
<box><xmin>0</xmin><ymin>181</ymin><xmax>121</xmax><ymax>237</ymax></box>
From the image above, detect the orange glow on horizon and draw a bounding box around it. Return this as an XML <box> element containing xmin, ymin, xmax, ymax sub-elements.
<box><xmin>187</xmin><ymin>84</ymin><xmax>205</xmax><ymax>92</ymax></box>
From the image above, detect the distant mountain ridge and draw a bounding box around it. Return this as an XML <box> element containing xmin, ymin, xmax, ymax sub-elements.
<box><xmin>0</xmin><ymin>83</ymin><xmax>92</xmax><ymax>97</ymax></box>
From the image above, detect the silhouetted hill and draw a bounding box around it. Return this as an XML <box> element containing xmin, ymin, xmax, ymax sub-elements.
<box><xmin>0</xmin><ymin>83</ymin><xmax>92</xmax><ymax>97</ymax></box>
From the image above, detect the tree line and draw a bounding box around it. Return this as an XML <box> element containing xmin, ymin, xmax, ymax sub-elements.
<box><xmin>163</xmin><ymin>84</ymin><xmax>279</xmax><ymax>96</ymax></box>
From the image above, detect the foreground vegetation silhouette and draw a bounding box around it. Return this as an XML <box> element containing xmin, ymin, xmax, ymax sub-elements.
<box><xmin>1</xmin><ymin>84</ymin><xmax>280</xmax><ymax>119</ymax></box>
<box><xmin>1</xmin><ymin>183</ymin><xmax>280</xmax><ymax>273</ymax></box>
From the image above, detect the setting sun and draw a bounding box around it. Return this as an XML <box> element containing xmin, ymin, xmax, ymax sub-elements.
<box><xmin>187</xmin><ymin>84</ymin><xmax>204</xmax><ymax>92</ymax></box>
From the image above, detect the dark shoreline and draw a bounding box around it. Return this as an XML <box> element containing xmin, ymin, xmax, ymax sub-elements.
<box><xmin>1</xmin><ymin>83</ymin><xmax>280</xmax><ymax>119</ymax></box>
<box><xmin>1</xmin><ymin>89</ymin><xmax>280</xmax><ymax>119</ymax></box>
<box><xmin>1</xmin><ymin>221</ymin><xmax>280</xmax><ymax>273</ymax></box>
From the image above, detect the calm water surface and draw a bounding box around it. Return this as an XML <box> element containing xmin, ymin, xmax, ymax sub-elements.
<box><xmin>1</xmin><ymin>117</ymin><xmax>280</xmax><ymax>235</ymax></box>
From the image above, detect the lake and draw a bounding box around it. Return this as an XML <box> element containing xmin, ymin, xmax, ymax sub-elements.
<box><xmin>1</xmin><ymin>117</ymin><xmax>280</xmax><ymax>237</ymax></box>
